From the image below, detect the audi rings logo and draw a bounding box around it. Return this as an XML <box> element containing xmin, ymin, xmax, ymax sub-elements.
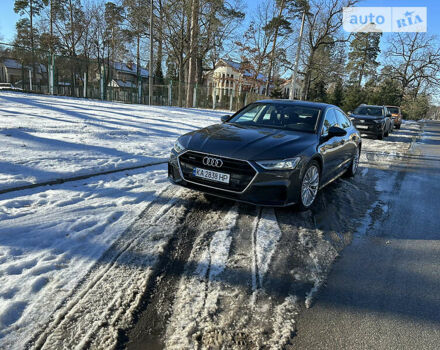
<box><xmin>203</xmin><ymin>156</ymin><xmax>223</xmax><ymax>168</ymax></box>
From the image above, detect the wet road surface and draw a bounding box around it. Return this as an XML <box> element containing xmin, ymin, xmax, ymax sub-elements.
<box><xmin>290</xmin><ymin>121</ymin><xmax>440</xmax><ymax>350</ymax></box>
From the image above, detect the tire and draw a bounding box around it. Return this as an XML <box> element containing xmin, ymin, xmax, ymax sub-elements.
<box><xmin>344</xmin><ymin>146</ymin><xmax>360</xmax><ymax>178</ymax></box>
<box><xmin>377</xmin><ymin>131</ymin><xmax>384</xmax><ymax>140</ymax></box>
<box><xmin>297</xmin><ymin>161</ymin><xmax>320</xmax><ymax>211</ymax></box>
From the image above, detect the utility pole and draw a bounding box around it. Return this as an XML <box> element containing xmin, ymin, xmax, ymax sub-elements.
<box><xmin>49</xmin><ymin>0</ymin><xmax>55</xmax><ymax>95</ymax></box>
<box><xmin>289</xmin><ymin>11</ymin><xmax>305</xmax><ymax>100</ymax></box>
<box><xmin>149</xmin><ymin>0</ymin><xmax>154</xmax><ymax>105</ymax></box>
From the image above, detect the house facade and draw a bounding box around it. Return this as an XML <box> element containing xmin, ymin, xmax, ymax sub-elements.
<box><xmin>204</xmin><ymin>58</ymin><xmax>303</xmax><ymax>102</ymax></box>
<box><xmin>0</xmin><ymin>58</ymin><xmax>46</xmax><ymax>85</ymax></box>
<box><xmin>281</xmin><ymin>77</ymin><xmax>303</xmax><ymax>99</ymax></box>
<box><xmin>203</xmin><ymin>59</ymin><xmax>269</xmax><ymax>101</ymax></box>
<box><xmin>108</xmin><ymin>62</ymin><xmax>149</xmax><ymax>88</ymax></box>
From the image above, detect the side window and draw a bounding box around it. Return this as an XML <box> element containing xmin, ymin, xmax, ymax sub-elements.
<box><xmin>322</xmin><ymin>108</ymin><xmax>338</xmax><ymax>135</ymax></box>
<box><xmin>262</xmin><ymin>105</ymin><xmax>276</xmax><ymax>121</ymax></box>
<box><xmin>237</xmin><ymin>104</ymin><xmax>265</xmax><ymax>122</ymax></box>
<box><xmin>335</xmin><ymin>109</ymin><xmax>351</xmax><ymax>129</ymax></box>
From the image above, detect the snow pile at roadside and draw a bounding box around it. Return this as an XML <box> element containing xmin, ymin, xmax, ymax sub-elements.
<box><xmin>0</xmin><ymin>92</ymin><xmax>222</xmax><ymax>191</ymax></box>
<box><xmin>33</xmin><ymin>186</ymin><xmax>192</xmax><ymax>350</ymax></box>
<box><xmin>360</xmin><ymin>121</ymin><xmax>421</xmax><ymax>165</ymax></box>
<box><xmin>0</xmin><ymin>165</ymin><xmax>169</xmax><ymax>348</ymax></box>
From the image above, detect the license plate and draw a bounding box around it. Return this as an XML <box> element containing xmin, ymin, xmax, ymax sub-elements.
<box><xmin>356</xmin><ymin>125</ymin><xmax>369</xmax><ymax>130</ymax></box>
<box><xmin>192</xmin><ymin>167</ymin><xmax>230</xmax><ymax>184</ymax></box>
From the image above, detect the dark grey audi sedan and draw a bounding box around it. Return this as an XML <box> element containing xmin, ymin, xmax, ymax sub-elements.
<box><xmin>168</xmin><ymin>100</ymin><xmax>361</xmax><ymax>209</ymax></box>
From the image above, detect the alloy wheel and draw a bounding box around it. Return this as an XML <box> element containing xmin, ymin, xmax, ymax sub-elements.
<box><xmin>301</xmin><ymin>165</ymin><xmax>320</xmax><ymax>208</ymax></box>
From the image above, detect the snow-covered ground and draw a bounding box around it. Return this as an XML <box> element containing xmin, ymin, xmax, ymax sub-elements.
<box><xmin>0</xmin><ymin>92</ymin><xmax>221</xmax><ymax>191</ymax></box>
<box><xmin>0</xmin><ymin>92</ymin><xmax>422</xmax><ymax>349</ymax></box>
<box><xmin>0</xmin><ymin>92</ymin><xmax>225</xmax><ymax>348</ymax></box>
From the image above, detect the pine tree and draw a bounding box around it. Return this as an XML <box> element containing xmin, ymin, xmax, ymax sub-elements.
<box><xmin>346</xmin><ymin>32</ymin><xmax>381</xmax><ymax>87</ymax></box>
<box><xmin>14</xmin><ymin>0</ymin><xmax>48</xmax><ymax>81</ymax></box>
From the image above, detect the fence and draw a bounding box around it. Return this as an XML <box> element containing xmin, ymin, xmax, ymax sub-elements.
<box><xmin>0</xmin><ymin>42</ymin><xmax>267</xmax><ymax>112</ymax></box>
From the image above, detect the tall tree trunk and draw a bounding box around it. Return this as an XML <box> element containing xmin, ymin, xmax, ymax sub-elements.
<box><xmin>30</xmin><ymin>0</ymin><xmax>36</xmax><ymax>84</ymax></box>
<box><xmin>196</xmin><ymin>56</ymin><xmax>203</xmax><ymax>84</ymax></box>
<box><xmin>137</xmin><ymin>33</ymin><xmax>141</xmax><ymax>101</ymax></box>
<box><xmin>178</xmin><ymin>61</ymin><xmax>184</xmax><ymax>107</ymax></box>
<box><xmin>155</xmin><ymin>0</ymin><xmax>163</xmax><ymax>84</ymax></box>
<box><xmin>50</xmin><ymin>0</ymin><xmax>53</xmax><ymax>51</ymax></box>
<box><xmin>265</xmin><ymin>0</ymin><xmax>285</xmax><ymax>96</ymax></box>
<box><xmin>303</xmin><ymin>49</ymin><xmax>316</xmax><ymax>101</ymax></box>
<box><xmin>69</xmin><ymin>0</ymin><xmax>76</xmax><ymax>95</ymax></box>
<box><xmin>186</xmin><ymin>0</ymin><xmax>199</xmax><ymax>108</ymax></box>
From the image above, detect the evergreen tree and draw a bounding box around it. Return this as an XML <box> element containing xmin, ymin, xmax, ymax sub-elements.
<box><xmin>346</xmin><ymin>32</ymin><xmax>381</xmax><ymax>87</ymax></box>
<box><xmin>270</xmin><ymin>79</ymin><xmax>284</xmax><ymax>98</ymax></box>
<box><xmin>328</xmin><ymin>79</ymin><xmax>344</xmax><ymax>107</ymax></box>
<box><xmin>342</xmin><ymin>85</ymin><xmax>366</xmax><ymax>113</ymax></box>
<box><xmin>14</xmin><ymin>0</ymin><xmax>48</xmax><ymax>80</ymax></box>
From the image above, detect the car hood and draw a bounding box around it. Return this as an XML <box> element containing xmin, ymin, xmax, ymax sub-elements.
<box><xmin>179</xmin><ymin>123</ymin><xmax>316</xmax><ymax>160</ymax></box>
<box><xmin>350</xmin><ymin>114</ymin><xmax>384</xmax><ymax>121</ymax></box>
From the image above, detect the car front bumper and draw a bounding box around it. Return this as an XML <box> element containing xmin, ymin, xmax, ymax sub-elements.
<box><xmin>168</xmin><ymin>151</ymin><xmax>302</xmax><ymax>207</ymax></box>
<box><xmin>353</xmin><ymin>121</ymin><xmax>385</xmax><ymax>136</ymax></box>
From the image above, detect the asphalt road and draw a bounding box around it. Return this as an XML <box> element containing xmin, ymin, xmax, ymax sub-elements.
<box><xmin>290</xmin><ymin>121</ymin><xmax>440</xmax><ymax>350</ymax></box>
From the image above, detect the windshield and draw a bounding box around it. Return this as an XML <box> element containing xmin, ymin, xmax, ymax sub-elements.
<box><xmin>353</xmin><ymin>106</ymin><xmax>384</xmax><ymax>117</ymax></box>
<box><xmin>229</xmin><ymin>103</ymin><xmax>321</xmax><ymax>133</ymax></box>
<box><xmin>387</xmin><ymin>107</ymin><xmax>400</xmax><ymax>114</ymax></box>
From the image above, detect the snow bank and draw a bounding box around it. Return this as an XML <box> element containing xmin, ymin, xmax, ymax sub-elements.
<box><xmin>0</xmin><ymin>91</ymin><xmax>223</xmax><ymax>191</ymax></box>
<box><xmin>0</xmin><ymin>165</ymin><xmax>169</xmax><ymax>348</ymax></box>
<box><xmin>0</xmin><ymin>92</ymin><xmax>225</xmax><ymax>348</ymax></box>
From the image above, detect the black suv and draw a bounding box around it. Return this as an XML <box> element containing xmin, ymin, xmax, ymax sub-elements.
<box><xmin>349</xmin><ymin>105</ymin><xmax>393</xmax><ymax>140</ymax></box>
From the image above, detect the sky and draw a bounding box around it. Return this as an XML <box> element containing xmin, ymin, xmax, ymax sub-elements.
<box><xmin>1</xmin><ymin>0</ymin><xmax>439</xmax><ymax>43</ymax></box>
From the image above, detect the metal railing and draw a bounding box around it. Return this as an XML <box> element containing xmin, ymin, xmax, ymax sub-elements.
<box><xmin>0</xmin><ymin>42</ymin><xmax>267</xmax><ymax>111</ymax></box>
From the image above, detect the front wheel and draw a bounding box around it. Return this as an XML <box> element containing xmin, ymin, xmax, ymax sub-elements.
<box><xmin>297</xmin><ymin>161</ymin><xmax>320</xmax><ymax>211</ymax></box>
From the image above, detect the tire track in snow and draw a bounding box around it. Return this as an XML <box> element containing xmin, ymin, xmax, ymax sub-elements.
<box><xmin>164</xmin><ymin>205</ymin><xmax>240</xmax><ymax>349</ymax></box>
<box><xmin>168</xmin><ymin>206</ymin><xmax>291</xmax><ymax>349</ymax></box>
<box><xmin>0</xmin><ymin>161</ymin><xmax>167</xmax><ymax>195</ymax></box>
<box><xmin>121</xmin><ymin>196</ymin><xmax>236</xmax><ymax>349</ymax></box>
<box><xmin>27</xmin><ymin>186</ymin><xmax>196</xmax><ymax>350</ymax></box>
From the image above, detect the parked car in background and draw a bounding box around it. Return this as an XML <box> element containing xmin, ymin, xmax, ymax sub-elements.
<box><xmin>168</xmin><ymin>100</ymin><xmax>361</xmax><ymax>210</ymax></box>
<box><xmin>385</xmin><ymin>105</ymin><xmax>402</xmax><ymax>129</ymax></box>
<box><xmin>349</xmin><ymin>105</ymin><xmax>393</xmax><ymax>140</ymax></box>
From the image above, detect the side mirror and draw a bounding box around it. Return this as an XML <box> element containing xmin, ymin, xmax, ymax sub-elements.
<box><xmin>221</xmin><ymin>115</ymin><xmax>231</xmax><ymax>123</ymax></box>
<box><xmin>328</xmin><ymin>126</ymin><xmax>347</xmax><ymax>137</ymax></box>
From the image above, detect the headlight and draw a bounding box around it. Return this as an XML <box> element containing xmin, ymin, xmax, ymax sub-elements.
<box><xmin>173</xmin><ymin>140</ymin><xmax>185</xmax><ymax>153</ymax></box>
<box><xmin>256</xmin><ymin>157</ymin><xmax>300</xmax><ymax>170</ymax></box>
<box><xmin>373</xmin><ymin>119</ymin><xmax>384</xmax><ymax>123</ymax></box>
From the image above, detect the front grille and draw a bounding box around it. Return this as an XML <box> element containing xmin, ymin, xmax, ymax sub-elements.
<box><xmin>178</xmin><ymin>151</ymin><xmax>257</xmax><ymax>192</ymax></box>
<box><xmin>353</xmin><ymin>119</ymin><xmax>381</xmax><ymax>126</ymax></box>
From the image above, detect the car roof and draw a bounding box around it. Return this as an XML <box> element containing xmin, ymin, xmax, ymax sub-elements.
<box><xmin>357</xmin><ymin>104</ymin><xmax>384</xmax><ymax>108</ymax></box>
<box><xmin>256</xmin><ymin>99</ymin><xmax>333</xmax><ymax>110</ymax></box>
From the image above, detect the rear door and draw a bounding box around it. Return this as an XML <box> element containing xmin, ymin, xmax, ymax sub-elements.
<box><xmin>318</xmin><ymin>108</ymin><xmax>344</xmax><ymax>183</ymax></box>
<box><xmin>335</xmin><ymin>109</ymin><xmax>356</xmax><ymax>169</ymax></box>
